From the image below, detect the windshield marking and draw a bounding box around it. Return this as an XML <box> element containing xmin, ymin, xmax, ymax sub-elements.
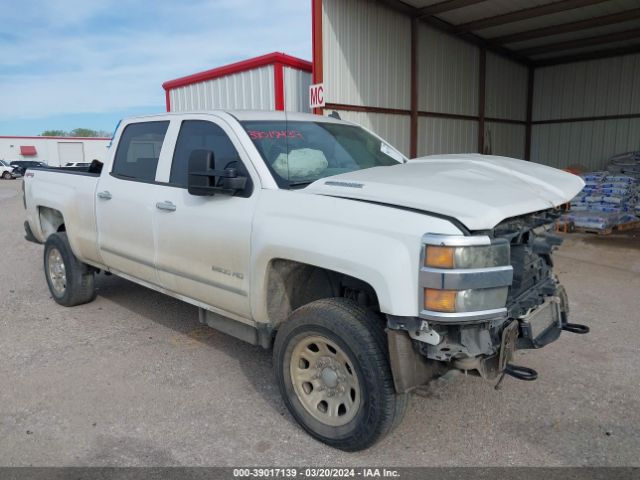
<box><xmin>247</xmin><ymin>130</ymin><xmax>304</xmax><ymax>140</ymax></box>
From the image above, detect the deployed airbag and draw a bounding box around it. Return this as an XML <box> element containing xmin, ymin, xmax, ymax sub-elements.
<box><xmin>272</xmin><ymin>148</ymin><xmax>328</xmax><ymax>179</ymax></box>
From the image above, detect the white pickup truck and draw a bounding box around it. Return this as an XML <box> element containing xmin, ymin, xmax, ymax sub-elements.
<box><xmin>23</xmin><ymin>111</ymin><xmax>589</xmax><ymax>451</ymax></box>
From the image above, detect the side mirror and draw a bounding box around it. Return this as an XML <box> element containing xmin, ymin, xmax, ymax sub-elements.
<box><xmin>187</xmin><ymin>149</ymin><xmax>247</xmax><ymax>196</ymax></box>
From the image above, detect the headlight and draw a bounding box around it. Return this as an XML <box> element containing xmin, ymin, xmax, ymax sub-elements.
<box><xmin>419</xmin><ymin>234</ymin><xmax>513</xmax><ymax>323</ymax></box>
<box><xmin>425</xmin><ymin>244</ymin><xmax>509</xmax><ymax>269</ymax></box>
<box><xmin>424</xmin><ymin>287</ymin><xmax>509</xmax><ymax>313</ymax></box>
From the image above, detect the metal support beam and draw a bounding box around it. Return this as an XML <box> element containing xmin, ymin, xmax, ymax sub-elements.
<box><xmin>478</xmin><ymin>47</ymin><xmax>486</xmax><ymax>154</ymax></box>
<box><xmin>525</xmin><ymin>66</ymin><xmax>534</xmax><ymax>161</ymax></box>
<box><xmin>453</xmin><ymin>0</ymin><xmax>608</xmax><ymax>33</ymax></box>
<box><xmin>311</xmin><ymin>0</ymin><xmax>323</xmax><ymax>115</ymax></box>
<box><xmin>410</xmin><ymin>16</ymin><xmax>419</xmax><ymax>159</ymax></box>
<box><xmin>490</xmin><ymin>8</ymin><xmax>640</xmax><ymax>44</ymax></box>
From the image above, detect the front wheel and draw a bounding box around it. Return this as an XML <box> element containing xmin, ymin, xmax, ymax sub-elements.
<box><xmin>273</xmin><ymin>298</ymin><xmax>407</xmax><ymax>451</ymax></box>
<box><xmin>44</xmin><ymin>232</ymin><xmax>96</xmax><ymax>306</ymax></box>
<box><xmin>2</xmin><ymin>171</ymin><xmax>12</xmax><ymax>179</ymax></box>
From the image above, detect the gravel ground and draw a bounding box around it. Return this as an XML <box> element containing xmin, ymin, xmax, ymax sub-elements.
<box><xmin>0</xmin><ymin>179</ymin><xmax>638</xmax><ymax>466</ymax></box>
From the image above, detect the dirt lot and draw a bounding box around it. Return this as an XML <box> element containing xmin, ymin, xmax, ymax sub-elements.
<box><xmin>1</xmin><ymin>179</ymin><xmax>639</xmax><ymax>466</ymax></box>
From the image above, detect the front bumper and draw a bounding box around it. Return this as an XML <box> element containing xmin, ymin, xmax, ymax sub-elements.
<box><xmin>387</xmin><ymin>288</ymin><xmax>587</xmax><ymax>392</ymax></box>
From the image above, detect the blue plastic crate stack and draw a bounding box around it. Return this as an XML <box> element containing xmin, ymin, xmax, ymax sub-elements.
<box><xmin>561</xmin><ymin>151</ymin><xmax>640</xmax><ymax>231</ymax></box>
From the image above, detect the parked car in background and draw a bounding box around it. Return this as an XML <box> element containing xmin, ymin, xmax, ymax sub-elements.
<box><xmin>64</xmin><ymin>162</ymin><xmax>90</xmax><ymax>168</ymax></box>
<box><xmin>0</xmin><ymin>160</ymin><xmax>19</xmax><ymax>179</ymax></box>
<box><xmin>10</xmin><ymin>160</ymin><xmax>47</xmax><ymax>176</ymax></box>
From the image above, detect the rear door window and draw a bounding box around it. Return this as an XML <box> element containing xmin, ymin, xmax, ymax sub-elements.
<box><xmin>112</xmin><ymin>121</ymin><xmax>169</xmax><ymax>182</ymax></box>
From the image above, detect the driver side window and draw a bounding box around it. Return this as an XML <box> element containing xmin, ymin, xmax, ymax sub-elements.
<box><xmin>170</xmin><ymin>120</ymin><xmax>251</xmax><ymax>196</ymax></box>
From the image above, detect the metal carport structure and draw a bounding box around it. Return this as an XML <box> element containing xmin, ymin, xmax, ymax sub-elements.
<box><xmin>312</xmin><ymin>0</ymin><xmax>640</xmax><ymax>169</ymax></box>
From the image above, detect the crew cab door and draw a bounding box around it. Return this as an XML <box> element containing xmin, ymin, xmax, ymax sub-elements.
<box><xmin>95</xmin><ymin>120</ymin><xmax>170</xmax><ymax>284</ymax></box>
<box><xmin>152</xmin><ymin>118</ymin><xmax>257</xmax><ymax>319</ymax></box>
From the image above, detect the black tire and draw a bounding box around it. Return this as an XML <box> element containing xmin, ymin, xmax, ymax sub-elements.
<box><xmin>44</xmin><ymin>232</ymin><xmax>96</xmax><ymax>307</ymax></box>
<box><xmin>273</xmin><ymin>298</ymin><xmax>407</xmax><ymax>451</ymax></box>
<box><xmin>2</xmin><ymin>171</ymin><xmax>12</xmax><ymax>179</ymax></box>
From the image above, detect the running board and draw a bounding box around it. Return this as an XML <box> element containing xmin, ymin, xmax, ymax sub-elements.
<box><xmin>198</xmin><ymin>308</ymin><xmax>273</xmax><ymax>349</ymax></box>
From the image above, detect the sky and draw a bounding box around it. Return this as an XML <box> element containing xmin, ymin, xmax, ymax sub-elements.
<box><xmin>0</xmin><ymin>0</ymin><xmax>311</xmax><ymax>136</ymax></box>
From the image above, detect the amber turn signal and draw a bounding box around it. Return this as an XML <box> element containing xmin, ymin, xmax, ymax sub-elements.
<box><xmin>425</xmin><ymin>246</ymin><xmax>454</xmax><ymax>269</ymax></box>
<box><xmin>424</xmin><ymin>288</ymin><xmax>457</xmax><ymax>312</ymax></box>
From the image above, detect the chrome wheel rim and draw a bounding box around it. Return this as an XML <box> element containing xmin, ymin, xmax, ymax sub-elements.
<box><xmin>47</xmin><ymin>247</ymin><xmax>66</xmax><ymax>296</ymax></box>
<box><xmin>290</xmin><ymin>335</ymin><xmax>361</xmax><ymax>427</ymax></box>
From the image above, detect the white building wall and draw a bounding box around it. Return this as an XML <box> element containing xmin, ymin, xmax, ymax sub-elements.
<box><xmin>335</xmin><ymin>110</ymin><xmax>410</xmax><ymax>156</ymax></box>
<box><xmin>169</xmin><ymin>66</ymin><xmax>275</xmax><ymax>112</ymax></box>
<box><xmin>532</xmin><ymin>118</ymin><xmax>640</xmax><ymax>170</ymax></box>
<box><xmin>531</xmin><ymin>53</ymin><xmax>640</xmax><ymax>170</ymax></box>
<box><xmin>322</xmin><ymin>0</ymin><xmax>411</xmax><ymax>110</ymax></box>
<box><xmin>533</xmin><ymin>54</ymin><xmax>640</xmax><ymax>121</ymax></box>
<box><xmin>485</xmin><ymin>122</ymin><xmax>526</xmax><ymax>159</ymax></box>
<box><xmin>418</xmin><ymin>24</ymin><xmax>479</xmax><ymax>116</ymax></box>
<box><xmin>0</xmin><ymin>137</ymin><xmax>110</xmax><ymax>167</ymax></box>
<box><xmin>485</xmin><ymin>52</ymin><xmax>528</xmax><ymax>122</ymax></box>
<box><xmin>283</xmin><ymin>66</ymin><xmax>312</xmax><ymax>113</ymax></box>
<box><xmin>418</xmin><ymin>118</ymin><xmax>477</xmax><ymax>156</ymax></box>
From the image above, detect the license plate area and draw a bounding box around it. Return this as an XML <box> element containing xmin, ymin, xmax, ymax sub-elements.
<box><xmin>520</xmin><ymin>297</ymin><xmax>561</xmax><ymax>342</ymax></box>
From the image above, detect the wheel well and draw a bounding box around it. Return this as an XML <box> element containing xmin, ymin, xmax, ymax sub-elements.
<box><xmin>266</xmin><ymin>259</ymin><xmax>380</xmax><ymax>327</ymax></box>
<box><xmin>38</xmin><ymin>207</ymin><xmax>65</xmax><ymax>239</ymax></box>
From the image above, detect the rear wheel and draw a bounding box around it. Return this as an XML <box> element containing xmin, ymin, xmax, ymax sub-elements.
<box><xmin>44</xmin><ymin>232</ymin><xmax>96</xmax><ymax>306</ymax></box>
<box><xmin>273</xmin><ymin>298</ymin><xmax>407</xmax><ymax>451</ymax></box>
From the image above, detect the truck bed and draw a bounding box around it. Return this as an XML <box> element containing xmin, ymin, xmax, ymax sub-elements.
<box><xmin>24</xmin><ymin>168</ymin><xmax>102</xmax><ymax>266</ymax></box>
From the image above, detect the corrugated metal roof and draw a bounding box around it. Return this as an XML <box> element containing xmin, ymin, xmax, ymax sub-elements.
<box><xmin>531</xmin><ymin>37</ymin><xmax>640</xmax><ymax>59</ymax></box>
<box><xmin>436</xmin><ymin>0</ymin><xmax>560</xmax><ymax>26</ymax></box>
<box><xmin>479</xmin><ymin>0</ymin><xmax>639</xmax><ymax>39</ymax></box>
<box><xmin>506</xmin><ymin>17</ymin><xmax>640</xmax><ymax>51</ymax></box>
<box><xmin>388</xmin><ymin>0</ymin><xmax>640</xmax><ymax>65</ymax></box>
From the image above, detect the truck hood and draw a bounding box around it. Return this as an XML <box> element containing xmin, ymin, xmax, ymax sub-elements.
<box><xmin>304</xmin><ymin>154</ymin><xmax>584</xmax><ymax>231</ymax></box>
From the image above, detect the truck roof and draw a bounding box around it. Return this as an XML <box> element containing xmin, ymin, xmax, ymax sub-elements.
<box><xmin>124</xmin><ymin>110</ymin><xmax>347</xmax><ymax>124</ymax></box>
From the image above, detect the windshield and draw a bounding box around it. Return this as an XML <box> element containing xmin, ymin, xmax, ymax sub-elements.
<box><xmin>241</xmin><ymin>121</ymin><xmax>405</xmax><ymax>188</ymax></box>
<box><xmin>0</xmin><ymin>160</ymin><xmax>9</xmax><ymax>167</ymax></box>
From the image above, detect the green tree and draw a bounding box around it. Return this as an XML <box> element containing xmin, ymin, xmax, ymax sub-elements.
<box><xmin>40</xmin><ymin>128</ymin><xmax>111</xmax><ymax>138</ymax></box>
<box><xmin>69</xmin><ymin>128</ymin><xmax>99</xmax><ymax>137</ymax></box>
<box><xmin>40</xmin><ymin>130</ymin><xmax>66</xmax><ymax>136</ymax></box>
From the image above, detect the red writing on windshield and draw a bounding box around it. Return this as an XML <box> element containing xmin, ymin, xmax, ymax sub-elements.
<box><xmin>248</xmin><ymin>130</ymin><xmax>304</xmax><ymax>140</ymax></box>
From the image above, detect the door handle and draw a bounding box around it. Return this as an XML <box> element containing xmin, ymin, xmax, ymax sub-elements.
<box><xmin>156</xmin><ymin>201</ymin><xmax>176</xmax><ymax>212</ymax></box>
<box><xmin>97</xmin><ymin>191</ymin><xmax>112</xmax><ymax>200</ymax></box>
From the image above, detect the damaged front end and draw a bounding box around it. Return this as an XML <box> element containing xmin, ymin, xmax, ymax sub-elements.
<box><xmin>388</xmin><ymin>209</ymin><xmax>589</xmax><ymax>393</ymax></box>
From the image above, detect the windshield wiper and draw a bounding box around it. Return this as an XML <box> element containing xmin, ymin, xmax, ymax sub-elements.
<box><xmin>288</xmin><ymin>180</ymin><xmax>315</xmax><ymax>188</ymax></box>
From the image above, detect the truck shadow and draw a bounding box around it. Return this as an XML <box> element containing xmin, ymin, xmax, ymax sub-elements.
<box><xmin>92</xmin><ymin>272</ymin><xmax>295</xmax><ymax>426</ymax></box>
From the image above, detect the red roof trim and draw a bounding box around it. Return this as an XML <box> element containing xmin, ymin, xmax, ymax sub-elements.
<box><xmin>274</xmin><ymin>62</ymin><xmax>285</xmax><ymax>111</ymax></box>
<box><xmin>0</xmin><ymin>136</ymin><xmax>111</xmax><ymax>140</ymax></box>
<box><xmin>162</xmin><ymin>52</ymin><xmax>312</xmax><ymax>91</ymax></box>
